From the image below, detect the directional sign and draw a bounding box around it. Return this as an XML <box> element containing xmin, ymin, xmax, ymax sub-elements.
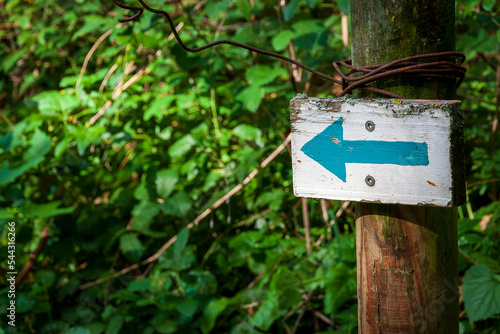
<box><xmin>301</xmin><ymin>116</ymin><xmax>430</xmax><ymax>182</ymax></box>
<box><xmin>290</xmin><ymin>97</ymin><xmax>465</xmax><ymax>207</ymax></box>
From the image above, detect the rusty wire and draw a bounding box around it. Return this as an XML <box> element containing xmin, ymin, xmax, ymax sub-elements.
<box><xmin>111</xmin><ymin>0</ymin><xmax>467</xmax><ymax>99</ymax></box>
<box><xmin>332</xmin><ymin>53</ymin><xmax>467</xmax><ymax>98</ymax></box>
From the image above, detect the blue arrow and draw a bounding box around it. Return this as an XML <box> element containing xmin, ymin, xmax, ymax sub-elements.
<box><xmin>300</xmin><ymin>117</ymin><xmax>429</xmax><ymax>182</ymax></box>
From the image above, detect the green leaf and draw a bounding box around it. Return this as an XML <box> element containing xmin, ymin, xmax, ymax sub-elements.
<box><xmin>33</xmin><ymin>91</ymin><xmax>80</xmax><ymax>115</ymax></box>
<box><xmin>105</xmin><ymin>315</ymin><xmax>124</xmax><ymax>334</ymax></box>
<box><xmin>284</xmin><ymin>0</ymin><xmax>300</xmax><ymax>21</ymax></box>
<box><xmin>119</xmin><ymin>233</ymin><xmax>144</xmax><ymax>263</ymax></box>
<box><xmin>54</xmin><ymin>136</ymin><xmax>71</xmax><ymax>158</ymax></box>
<box><xmin>245</xmin><ymin>65</ymin><xmax>287</xmax><ymax>87</ymax></box>
<box><xmin>252</xmin><ymin>289</ymin><xmax>279</xmax><ymax>331</ymax></box>
<box><xmin>133</xmin><ymin>183</ymin><xmax>151</xmax><ymax>201</ymax></box>
<box><xmin>200</xmin><ymin>297</ymin><xmax>229</xmax><ymax>334</ymax></box>
<box><xmin>68</xmin><ymin>125</ymin><xmax>106</xmax><ymax>156</ymax></box>
<box><xmin>173</xmin><ymin>227</ymin><xmax>189</xmax><ymax>254</ymax></box>
<box><xmin>462</xmin><ymin>265</ymin><xmax>500</xmax><ymax>322</ymax></box>
<box><xmin>155</xmin><ymin>168</ymin><xmax>179</xmax><ymax>198</ymax></box>
<box><xmin>236</xmin><ymin>85</ymin><xmax>263</xmax><ymax>112</ymax></box>
<box><xmin>127</xmin><ymin>277</ymin><xmax>152</xmax><ymax>292</ymax></box>
<box><xmin>131</xmin><ymin>201</ymin><xmax>164</xmax><ymax>237</ymax></box>
<box><xmin>232</xmin><ymin>124</ymin><xmax>262</xmax><ymax>141</ymax></box>
<box><xmin>0</xmin><ymin>132</ymin><xmax>12</xmax><ymax>152</ymax></box>
<box><xmin>237</xmin><ymin>0</ymin><xmax>251</xmax><ymax>21</ymax></box>
<box><xmin>256</xmin><ymin>189</ymin><xmax>285</xmax><ymax>211</ymax></box>
<box><xmin>337</xmin><ymin>0</ymin><xmax>350</xmax><ymax>14</ymax></box>
<box><xmin>84</xmin><ymin>323</ymin><xmax>106</xmax><ymax>334</ymax></box>
<box><xmin>161</xmin><ymin>192</ymin><xmax>192</xmax><ymax>218</ymax></box>
<box><xmin>132</xmin><ymin>201</ymin><xmax>160</xmax><ymax>220</ymax></box>
<box><xmin>21</xmin><ymin>201</ymin><xmax>74</xmax><ymax>218</ymax></box>
<box><xmin>35</xmin><ymin>270</ymin><xmax>56</xmax><ymax>288</ymax></box>
<box><xmin>24</xmin><ymin>128</ymin><xmax>52</xmax><ymax>165</ymax></box>
<box><xmin>0</xmin><ymin>163</ymin><xmax>28</xmax><ymax>187</ymax></box>
<box><xmin>324</xmin><ymin>263</ymin><xmax>357</xmax><ymax>314</ymax></box>
<box><xmin>67</xmin><ymin>327</ymin><xmax>91</xmax><ymax>334</ymax></box>
<box><xmin>482</xmin><ymin>0</ymin><xmax>495</xmax><ymax>11</ymax></box>
<box><xmin>168</xmin><ymin>134</ymin><xmax>196</xmax><ymax>159</ymax></box>
<box><xmin>229</xmin><ymin>231</ymin><xmax>263</xmax><ymax>252</ymax></box>
<box><xmin>144</xmin><ymin>95</ymin><xmax>176</xmax><ymax>121</ymax></box>
<box><xmin>271</xmin><ymin>30</ymin><xmax>294</xmax><ymax>51</ymax></box>
<box><xmin>154</xmin><ymin>319</ymin><xmax>177</xmax><ymax>334</ymax></box>
<box><xmin>306</xmin><ymin>0</ymin><xmax>318</xmax><ymax>8</ymax></box>
<box><xmin>72</xmin><ymin>15</ymin><xmax>111</xmax><ymax>41</ymax></box>
<box><xmin>176</xmin><ymin>298</ymin><xmax>199</xmax><ymax>317</ymax></box>
<box><xmin>0</xmin><ymin>209</ymin><xmax>14</xmax><ymax>220</ymax></box>
<box><xmin>2</xmin><ymin>49</ymin><xmax>24</xmax><ymax>72</ymax></box>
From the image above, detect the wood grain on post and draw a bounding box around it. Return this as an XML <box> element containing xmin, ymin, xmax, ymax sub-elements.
<box><xmin>351</xmin><ymin>0</ymin><xmax>460</xmax><ymax>333</ymax></box>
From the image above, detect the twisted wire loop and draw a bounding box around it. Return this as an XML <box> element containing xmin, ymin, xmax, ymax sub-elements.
<box><xmin>111</xmin><ymin>0</ymin><xmax>467</xmax><ymax>99</ymax></box>
<box><xmin>332</xmin><ymin>52</ymin><xmax>467</xmax><ymax>98</ymax></box>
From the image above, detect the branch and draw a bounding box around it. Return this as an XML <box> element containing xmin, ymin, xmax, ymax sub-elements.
<box><xmin>76</xmin><ymin>28</ymin><xmax>114</xmax><ymax>90</ymax></box>
<box><xmin>80</xmin><ymin>134</ymin><xmax>291</xmax><ymax>289</ymax></box>
<box><xmin>16</xmin><ymin>221</ymin><xmax>51</xmax><ymax>287</ymax></box>
<box><xmin>301</xmin><ymin>198</ymin><xmax>311</xmax><ymax>254</ymax></box>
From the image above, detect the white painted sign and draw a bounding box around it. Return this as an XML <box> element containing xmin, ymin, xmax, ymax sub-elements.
<box><xmin>290</xmin><ymin>97</ymin><xmax>465</xmax><ymax>207</ymax></box>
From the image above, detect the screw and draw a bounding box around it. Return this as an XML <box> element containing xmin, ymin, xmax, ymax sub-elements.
<box><xmin>365</xmin><ymin>120</ymin><xmax>375</xmax><ymax>132</ymax></box>
<box><xmin>365</xmin><ymin>175</ymin><xmax>375</xmax><ymax>187</ymax></box>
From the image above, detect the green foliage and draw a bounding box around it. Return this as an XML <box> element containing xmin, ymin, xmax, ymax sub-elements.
<box><xmin>0</xmin><ymin>0</ymin><xmax>499</xmax><ymax>333</ymax></box>
<box><xmin>462</xmin><ymin>265</ymin><xmax>500</xmax><ymax>323</ymax></box>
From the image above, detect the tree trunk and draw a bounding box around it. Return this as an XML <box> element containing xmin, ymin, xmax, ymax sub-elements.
<box><xmin>351</xmin><ymin>1</ymin><xmax>460</xmax><ymax>333</ymax></box>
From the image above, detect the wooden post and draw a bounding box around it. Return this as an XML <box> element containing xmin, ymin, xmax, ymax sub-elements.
<box><xmin>351</xmin><ymin>1</ymin><xmax>460</xmax><ymax>333</ymax></box>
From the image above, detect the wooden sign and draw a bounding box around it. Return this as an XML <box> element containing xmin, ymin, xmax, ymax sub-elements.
<box><xmin>290</xmin><ymin>97</ymin><xmax>465</xmax><ymax>207</ymax></box>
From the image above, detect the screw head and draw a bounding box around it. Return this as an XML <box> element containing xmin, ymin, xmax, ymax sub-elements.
<box><xmin>365</xmin><ymin>120</ymin><xmax>375</xmax><ymax>132</ymax></box>
<box><xmin>365</xmin><ymin>175</ymin><xmax>375</xmax><ymax>187</ymax></box>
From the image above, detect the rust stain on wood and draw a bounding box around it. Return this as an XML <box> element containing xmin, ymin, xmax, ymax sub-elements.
<box><xmin>426</xmin><ymin>180</ymin><xmax>438</xmax><ymax>187</ymax></box>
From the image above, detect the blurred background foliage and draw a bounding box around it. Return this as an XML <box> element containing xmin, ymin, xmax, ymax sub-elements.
<box><xmin>0</xmin><ymin>0</ymin><xmax>499</xmax><ymax>333</ymax></box>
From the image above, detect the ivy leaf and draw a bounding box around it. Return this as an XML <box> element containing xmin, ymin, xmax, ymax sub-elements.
<box><xmin>462</xmin><ymin>265</ymin><xmax>500</xmax><ymax>322</ymax></box>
